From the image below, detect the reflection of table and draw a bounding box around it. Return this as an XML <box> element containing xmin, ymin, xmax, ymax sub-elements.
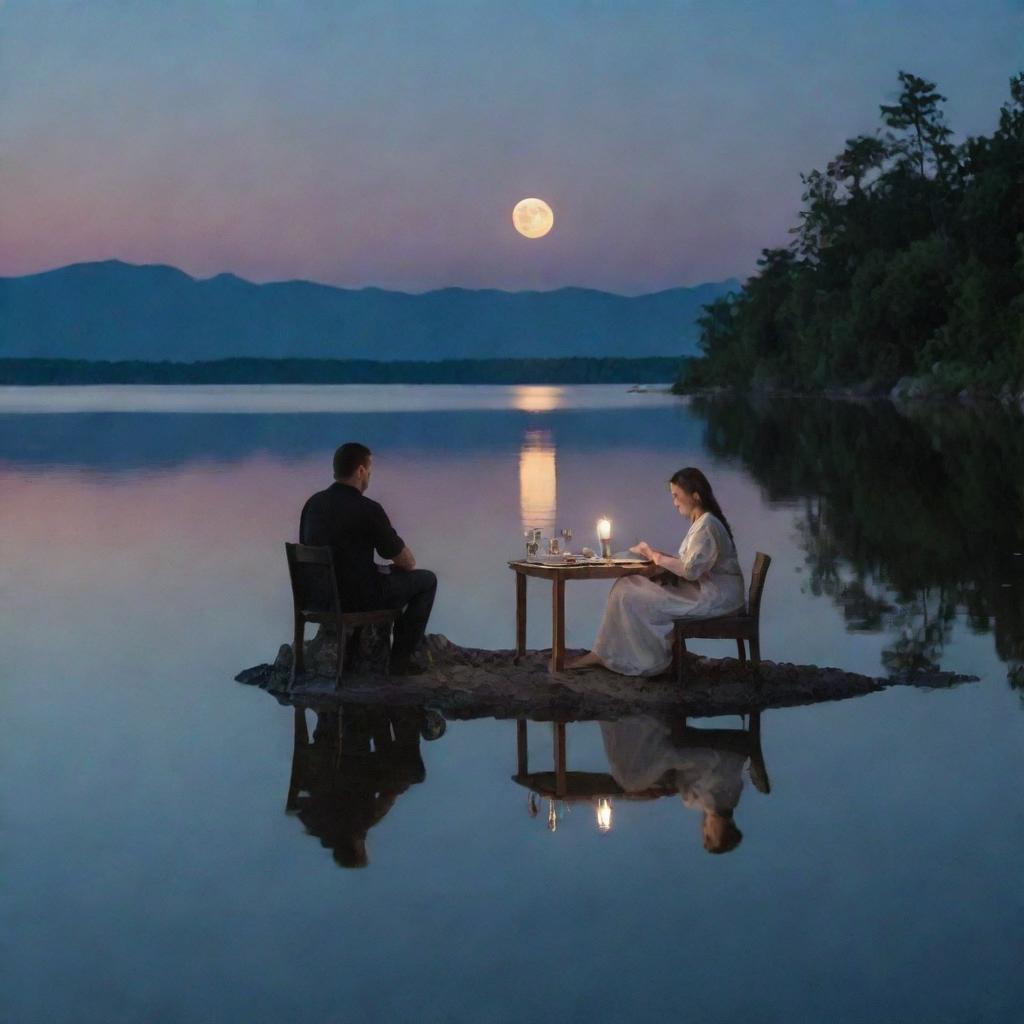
<box><xmin>508</xmin><ymin>559</ymin><xmax>659</xmax><ymax>673</ymax></box>
<box><xmin>512</xmin><ymin>713</ymin><xmax>770</xmax><ymax>802</ymax></box>
<box><xmin>513</xmin><ymin>719</ymin><xmax>675</xmax><ymax>800</ymax></box>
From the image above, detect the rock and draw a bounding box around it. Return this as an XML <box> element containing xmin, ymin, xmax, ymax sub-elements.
<box><xmin>234</xmin><ymin>632</ymin><xmax>978</xmax><ymax>722</ymax></box>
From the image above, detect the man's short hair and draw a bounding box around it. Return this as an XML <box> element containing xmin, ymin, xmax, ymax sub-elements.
<box><xmin>333</xmin><ymin>442</ymin><xmax>372</xmax><ymax>479</ymax></box>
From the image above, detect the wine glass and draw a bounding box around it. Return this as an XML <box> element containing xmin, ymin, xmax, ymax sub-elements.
<box><xmin>560</xmin><ymin>526</ymin><xmax>573</xmax><ymax>552</ymax></box>
<box><xmin>524</xmin><ymin>530</ymin><xmax>540</xmax><ymax>561</ymax></box>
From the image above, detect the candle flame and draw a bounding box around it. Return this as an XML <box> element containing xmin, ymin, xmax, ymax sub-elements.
<box><xmin>597</xmin><ymin>517</ymin><xmax>612</xmax><ymax>541</ymax></box>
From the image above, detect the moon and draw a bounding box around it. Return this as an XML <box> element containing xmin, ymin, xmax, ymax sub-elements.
<box><xmin>513</xmin><ymin>197</ymin><xmax>554</xmax><ymax>239</ymax></box>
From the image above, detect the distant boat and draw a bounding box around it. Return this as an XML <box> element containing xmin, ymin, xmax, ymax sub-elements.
<box><xmin>627</xmin><ymin>384</ymin><xmax>649</xmax><ymax>393</ymax></box>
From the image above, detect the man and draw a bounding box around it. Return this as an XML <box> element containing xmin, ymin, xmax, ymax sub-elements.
<box><xmin>299</xmin><ymin>442</ymin><xmax>437</xmax><ymax>675</ymax></box>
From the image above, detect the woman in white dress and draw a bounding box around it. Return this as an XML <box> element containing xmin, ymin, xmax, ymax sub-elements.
<box><xmin>600</xmin><ymin>715</ymin><xmax>746</xmax><ymax>854</ymax></box>
<box><xmin>566</xmin><ymin>467</ymin><xmax>745</xmax><ymax>676</ymax></box>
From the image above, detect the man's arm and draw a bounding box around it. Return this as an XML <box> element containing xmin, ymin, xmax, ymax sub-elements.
<box><xmin>391</xmin><ymin>545</ymin><xmax>416</xmax><ymax>572</ymax></box>
<box><xmin>370</xmin><ymin>500</ymin><xmax>414</xmax><ymax>570</ymax></box>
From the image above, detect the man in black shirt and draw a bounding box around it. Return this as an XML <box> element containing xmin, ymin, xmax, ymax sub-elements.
<box><xmin>299</xmin><ymin>442</ymin><xmax>437</xmax><ymax>674</ymax></box>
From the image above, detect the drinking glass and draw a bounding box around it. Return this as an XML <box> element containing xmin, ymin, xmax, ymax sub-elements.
<box><xmin>525</xmin><ymin>530</ymin><xmax>540</xmax><ymax>561</ymax></box>
<box><xmin>560</xmin><ymin>527</ymin><xmax>573</xmax><ymax>551</ymax></box>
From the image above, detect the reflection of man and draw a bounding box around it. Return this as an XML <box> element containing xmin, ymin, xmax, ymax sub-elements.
<box><xmin>287</xmin><ymin>704</ymin><xmax>431</xmax><ymax>869</ymax></box>
<box><xmin>601</xmin><ymin>716</ymin><xmax>747</xmax><ymax>854</ymax></box>
<box><xmin>299</xmin><ymin>442</ymin><xmax>437</xmax><ymax>675</ymax></box>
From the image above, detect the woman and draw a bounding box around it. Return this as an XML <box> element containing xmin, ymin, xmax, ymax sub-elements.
<box><xmin>566</xmin><ymin>467</ymin><xmax>745</xmax><ymax>676</ymax></box>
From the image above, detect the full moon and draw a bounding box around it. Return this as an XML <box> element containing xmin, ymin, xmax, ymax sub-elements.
<box><xmin>513</xmin><ymin>197</ymin><xmax>554</xmax><ymax>239</ymax></box>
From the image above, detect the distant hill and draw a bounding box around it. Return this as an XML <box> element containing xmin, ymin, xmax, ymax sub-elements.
<box><xmin>0</xmin><ymin>261</ymin><xmax>739</xmax><ymax>362</ymax></box>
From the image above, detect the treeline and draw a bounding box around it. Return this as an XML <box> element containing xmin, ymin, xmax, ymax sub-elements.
<box><xmin>691</xmin><ymin>393</ymin><xmax>1024</xmax><ymax>678</ymax></box>
<box><xmin>0</xmin><ymin>357</ymin><xmax>682</xmax><ymax>386</ymax></box>
<box><xmin>677</xmin><ymin>71</ymin><xmax>1024</xmax><ymax>396</ymax></box>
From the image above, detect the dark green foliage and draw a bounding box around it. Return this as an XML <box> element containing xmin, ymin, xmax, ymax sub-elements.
<box><xmin>0</xmin><ymin>356</ymin><xmax>683</xmax><ymax>386</ymax></box>
<box><xmin>692</xmin><ymin>393</ymin><xmax>1024</xmax><ymax>675</ymax></box>
<box><xmin>678</xmin><ymin>71</ymin><xmax>1024</xmax><ymax>393</ymax></box>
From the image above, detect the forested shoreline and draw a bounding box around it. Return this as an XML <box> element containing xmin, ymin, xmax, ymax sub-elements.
<box><xmin>0</xmin><ymin>356</ymin><xmax>680</xmax><ymax>386</ymax></box>
<box><xmin>676</xmin><ymin>71</ymin><xmax>1024</xmax><ymax>400</ymax></box>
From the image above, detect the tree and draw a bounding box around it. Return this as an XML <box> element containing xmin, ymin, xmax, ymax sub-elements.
<box><xmin>678</xmin><ymin>70</ymin><xmax>1024</xmax><ymax>395</ymax></box>
<box><xmin>879</xmin><ymin>71</ymin><xmax>955</xmax><ymax>181</ymax></box>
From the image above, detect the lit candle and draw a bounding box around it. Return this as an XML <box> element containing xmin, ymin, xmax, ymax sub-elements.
<box><xmin>596</xmin><ymin>797</ymin><xmax>613</xmax><ymax>833</ymax></box>
<box><xmin>597</xmin><ymin>517</ymin><xmax>613</xmax><ymax>561</ymax></box>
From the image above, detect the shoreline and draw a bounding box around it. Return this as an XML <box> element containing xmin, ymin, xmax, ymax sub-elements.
<box><xmin>0</xmin><ymin>356</ymin><xmax>684</xmax><ymax>387</ymax></box>
<box><xmin>673</xmin><ymin>379</ymin><xmax>1024</xmax><ymax>411</ymax></box>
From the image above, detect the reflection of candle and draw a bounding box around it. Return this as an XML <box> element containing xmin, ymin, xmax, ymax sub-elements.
<box><xmin>547</xmin><ymin>799</ymin><xmax>558</xmax><ymax>833</ymax></box>
<box><xmin>596</xmin><ymin>798</ymin><xmax>613</xmax><ymax>833</ymax></box>
<box><xmin>597</xmin><ymin>517</ymin><xmax>613</xmax><ymax>560</ymax></box>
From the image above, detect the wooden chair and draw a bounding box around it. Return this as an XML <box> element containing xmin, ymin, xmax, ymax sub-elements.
<box><xmin>671</xmin><ymin>552</ymin><xmax>771</xmax><ymax>685</ymax></box>
<box><xmin>285</xmin><ymin>543</ymin><xmax>400</xmax><ymax>687</ymax></box>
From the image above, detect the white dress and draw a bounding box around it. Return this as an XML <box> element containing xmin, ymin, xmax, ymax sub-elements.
<box><xmin>600</xmin><ymin>716</ymin><xmax>746</xmax><ymax>815</ymax></box>
<box><xmin>592</xmin><ymin>511</ymin><xmax>745</xmax><ymax>676</ymax></box>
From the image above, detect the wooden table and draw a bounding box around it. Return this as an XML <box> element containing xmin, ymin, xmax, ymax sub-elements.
<box><xmin>508</xmin><ymin>559</ymin><xmax>659</xmax><ymax>673</ymax></box>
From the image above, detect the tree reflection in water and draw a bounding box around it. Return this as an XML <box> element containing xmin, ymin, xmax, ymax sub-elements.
<box><xmin>692</xmin><ymin>393</ymin><xmax>1024</xmax><ymax>687</ymax></box>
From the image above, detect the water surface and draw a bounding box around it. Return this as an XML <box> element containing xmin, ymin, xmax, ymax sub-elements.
<box><xmin>3</xmin><ymin>385</ymin><xmax>1022</xmax><ymax>1023</ymax></box>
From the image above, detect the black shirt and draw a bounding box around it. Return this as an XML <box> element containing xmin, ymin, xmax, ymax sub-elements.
<box><xmin>299</xmin><ymin>483</ymin><xmax>405</xmax><ymax>610</ymax></box>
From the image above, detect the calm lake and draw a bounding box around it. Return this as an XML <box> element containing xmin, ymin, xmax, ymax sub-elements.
<box><xmin>2</xmin><ymin>385</ymin><xmax>1022</xmax><ymax>1023</ymax></box>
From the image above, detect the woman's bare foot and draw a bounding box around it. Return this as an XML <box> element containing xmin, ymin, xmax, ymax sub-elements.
<box><xmin>564</xmin><ymin>651</ymin><xmax>604</xmax><ymax>671</ymax></box>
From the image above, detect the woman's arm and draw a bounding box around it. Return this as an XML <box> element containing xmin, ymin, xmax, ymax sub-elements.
<box><xmin>630</xmin><ymin>541</ymin><xmax>688</xmax><ymax>578</ymax></box>
<box><xmin>677</xmin><ymin>523</ymin><xmax>719</xmax><ymax>581</ymax></box>
<box><xmin>634</xmin><ymin>524</ymin><xmax>719</xmax><ymax>581</ymax></box>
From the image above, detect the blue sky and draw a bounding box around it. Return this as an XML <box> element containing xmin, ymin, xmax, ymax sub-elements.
<box><xmin>2</xmin><ymin>0</ymin><xmax>1020</xmax><ymax>292</ymax></box>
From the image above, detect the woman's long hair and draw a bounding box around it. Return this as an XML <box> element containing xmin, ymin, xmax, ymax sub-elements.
<box><xmin>669</xmin><ymin>467</ymin><xmax>734</xmax><ymax>541</ymax></box>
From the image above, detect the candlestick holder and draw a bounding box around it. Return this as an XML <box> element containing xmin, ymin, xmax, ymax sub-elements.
<box><xmin>600</xmin><ymin>538</ymin><xmax>613</xmax><ymax>561</ymax></box>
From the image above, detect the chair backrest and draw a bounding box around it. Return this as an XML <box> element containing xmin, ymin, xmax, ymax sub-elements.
<box><xmin>747</xmin><ymin>552</ymin><xmax>771</xmax><ymax>620</ymax></box>
<box><xmin>285</xmin><ymin>542</ymin><xmax>340</xmax><ymax>616</ymax></box>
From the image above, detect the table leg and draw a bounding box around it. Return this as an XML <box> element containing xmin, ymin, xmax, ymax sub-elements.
<box><xmin>516</xmin><ymin>719</ymin><xmax>528</xmax><ymax>776</ymax></box>
<box><xmin>550</xmin><ymin>575</ymin><xmax>566</xmax><ymax>673</ymax></box>
<box><xmin>514</xmin><ymin>571</ymin><xmax>527</xmax><ymax>663</ymax></box>
<box><xmin>554</xmin><ymin>722</ymin><xmax>567</xmax><ymax>798</ymax></box>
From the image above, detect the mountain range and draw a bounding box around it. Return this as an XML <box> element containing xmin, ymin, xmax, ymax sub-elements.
<box><xmin>0</xmin><ymin>261</ymin><xmax>738</xmax><ymax>362</ymax></box>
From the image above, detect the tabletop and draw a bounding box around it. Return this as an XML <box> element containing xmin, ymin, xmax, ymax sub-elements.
<box><xmin>508</xmin><ymin>559</ymin><xmax>659</xmax><ymax>581</ymax></box>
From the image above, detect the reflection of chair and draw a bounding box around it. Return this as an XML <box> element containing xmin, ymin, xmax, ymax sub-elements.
<box><xmin>285</xmin><ymin>543</ymin><xmax>399</xmax><ymax>686</ymax></box>
<box><xmin>671</xmin><ymin>552</ymin><xmax>772</xmax><ymax>684</ymax></box>
<box><xmin>671</xmin><ymin>714</ymin><xmax>771</xmax><ymax>795</ymax></box>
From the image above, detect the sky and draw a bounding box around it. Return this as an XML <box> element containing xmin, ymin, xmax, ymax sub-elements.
<box><xmin>1</xmin><ymin>1</ymin><xmax>1021</xmax><ymax>294</ymax></box>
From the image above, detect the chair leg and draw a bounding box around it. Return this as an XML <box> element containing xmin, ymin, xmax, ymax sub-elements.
<box><xmin>351</xmin><ymin>626</ymin><xmax>365</xmax><ymax>671</ymax></box>
<box><xmin>736</xmin><ymin>639</ymin><xmax>747</xmax><ymax>663</ymax></box>
<box><xmin>749</xmin><ymin>634</ymin><xmax>761</xmax><ymax>667</ymax></box>
<box><xmin>291</xmin><ymin>614</ymin><xmax>305</xmax><ymax>687</ymax></box>
<box><xmin>675</xmin><ymin>634</ymin><xmax>687</xmax><ymax>687</ymax></box>
<box><xmin>335</xmin><ymin>625</ymin><xmax>348</xmax><ymax>687</ymax></box>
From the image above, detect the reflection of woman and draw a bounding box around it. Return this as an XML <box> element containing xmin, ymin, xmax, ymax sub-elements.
<box><xmin>568</xmin><ymin>467</ymin><xmax>745</xmax><ymax>676</ymax></box>
<box><xmin>601</xmin><ymin>716</ymin><xmax>745</xmax><ymax>854</ymax></box>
